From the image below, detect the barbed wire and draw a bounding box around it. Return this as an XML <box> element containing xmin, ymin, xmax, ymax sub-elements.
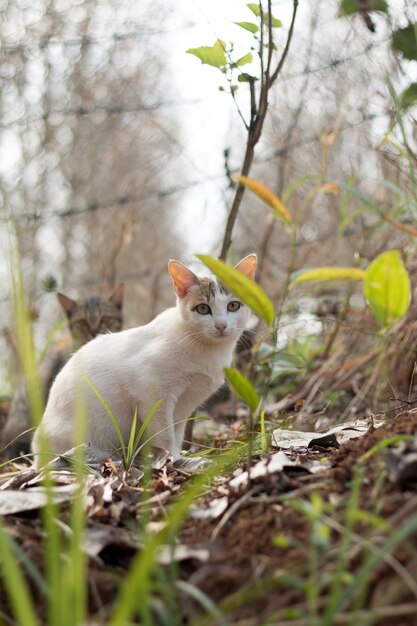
<box><xmin>0</xmin><ymin>39</ymin><xmax>389</xmax><ymax>131</ymax></box>
<box><xmin>0</xmin><ymin>23</ymin><xmax>199</xmax><ymax>55</ymax></box>
<box><xmin>0</xmin><ymin>107</ymin><xmax>389</xmax><ymax>225</ymax></box>
<box><xmin>0</xmin><ymin>99</ymin><xmax>202</xmax><ymax>130</ymax></box>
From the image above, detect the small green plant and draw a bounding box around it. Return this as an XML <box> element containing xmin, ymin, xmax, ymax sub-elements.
<box><xmin>82</xmin><ymin>373</ymin><xmax>163</xmax><ymax>471</ymax></box>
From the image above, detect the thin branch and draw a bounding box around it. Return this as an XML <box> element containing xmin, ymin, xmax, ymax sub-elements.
<box><xmin>219</xmin><ymin>0</ymin><xmax>299</xmax><ymax>260</ymax></box>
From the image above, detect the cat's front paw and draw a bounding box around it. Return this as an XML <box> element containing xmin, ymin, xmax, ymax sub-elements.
<box><xmin>172</xmin><ymin>455</ymin><xmax>213</xmax><ymax>473</ymax></box>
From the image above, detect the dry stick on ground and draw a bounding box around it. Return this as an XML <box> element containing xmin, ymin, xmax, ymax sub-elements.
<box><xmin>219</xmin><ymin>0</ymin><xmax>299</xmax><ymax>261</ymax></box>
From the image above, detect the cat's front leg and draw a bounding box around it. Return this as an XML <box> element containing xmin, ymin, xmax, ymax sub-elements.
<box><xmin>146</xmin><ymin>400</ymin><xmax>178</xmax><ymax>459</ymax></box>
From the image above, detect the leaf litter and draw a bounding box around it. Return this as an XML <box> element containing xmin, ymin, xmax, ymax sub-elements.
<box><xmin>2</xmin><ymin>406</ymin><xmax>417</xmax><ymax>623</ymax></box>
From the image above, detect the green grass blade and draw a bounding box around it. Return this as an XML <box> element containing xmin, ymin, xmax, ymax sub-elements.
<box><xmin>82</xmin><ymin>373</ymin><xmax>126</xmax><ymax>465</ymax></box>
<box><xmin>341</xmin><ymin>513</ymin><xmax>417</xmax><ymax>609</ymax></box>
<box><xmin>132</xmin><ymin>399</ymin><xmax>164</xmax><ymax>455</ymax></box>
<box><xmin>176</xmin><ymin>580</ymin><xmax>231</xmax><ymax>626</ymax></box>
<box><xmin>127</xmin><ymin>408</ymin><xmax>138</xmax><ymax>466</ymax></box>
<box><xmin>110</xmin><ymin>447</ymin><xmax>248</xmax><ymax>625</ymax></box>
<box><xmin>0</xmin><ymin>520</ymin><xmax>39</xmax><ymax>626</ymax></box>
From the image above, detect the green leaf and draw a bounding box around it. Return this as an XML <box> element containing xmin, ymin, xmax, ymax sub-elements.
<box><xmin>400</xmin><ymin>82</ymin><xmax>417</xmax><ymax>110</ymax></box>
<box><xmin>339</xmin><ymin>0</ymin><xmax>388</xmax><ymax>15</ymax></box>
<box><xmin>247</xmin><ymin>3</ymin><xmax>260</xmax><ymax>17</ymax></box>
<box><xmin>392</xmin><ymin>23</ymin><xmax>417</xmax><ymax>61</ymax></box>
<box><xmin>268</xmin><ymin>352</ymin><xmax>306</xmax><ymax>379</ymax></box>
<box><xmin>363</xmin><ymin>250</ymin><xmax>410</xmax><ymax>328</ymax></box>
<box><xmin>234</xmin><ymin>21</ymin><xmax>258</xmax><ymax>34</ymax></box>
<box><xmin>291</xmin><ymin>267</ymin><xmax>366</xmax><ymax>288</ymax></box>
<box><xmin>224</xmin><ymin>367</ymin><xmax>260</xmax><ymax>413</ymax></box>
<box><xmin>186</xmin><ymin>39</ymin><xmax>227</xmax><ymax>68</ymax></box>
<box><xmin>268</xmin><ymin>15</ymin><xmax>282</xmax><ymax>28</ymax></box>
<box><xmin>237</xmin><ymin>73</ymin><xmax>257</xmax><ymax>83</ymax></box>
<box><xmin>235</xmin><ymin>52</ymin><xmax>253</xmax><ymax>67</ymax></box>
<box><xmin>196</xmin><ymin>254</ymin><xmax>275</xmax><ymax>327</ymax></box>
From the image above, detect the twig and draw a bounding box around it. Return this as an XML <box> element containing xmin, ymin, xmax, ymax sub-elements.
<box><xmin>219</xmin><ymin>0</ymin><xmax>299</xmax><ymax>260</ymax></box>
<box><xmin>211</xmin><ymin>489</ymin><xmax>253</xmax><ymax>540</ymax></box>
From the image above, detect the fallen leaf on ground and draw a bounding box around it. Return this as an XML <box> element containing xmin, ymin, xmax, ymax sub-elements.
<box><xmin>272</xmin><ymin>420</ymin><xmax>384</xmax><ymax>449</ymax></box>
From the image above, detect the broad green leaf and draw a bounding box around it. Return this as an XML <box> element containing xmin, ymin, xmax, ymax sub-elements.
<box><xmin>196</xmin><ymin>254</ymin><xmax>275</xmax><ymax>327</ymax></box>
<box><xmin>247</xmin><ymin>3</ymin><xmax>260</xmax><ymax>17</ymax></box>
<box><xmin>339</xmin><ymin>0</ymin><xmax>388</xmax><ymax>15</ymax></box>
<box><xmin>234</xmin><ymin>21</ymin><xmax>258</xmax><ymax>34</ymax></box>
<box><xmin>186</xmin><ymin>39</ymin><xmax>227</xmax><ymax>68</ymax></box>
<box><xmin>400</xmin><ymin>82</ymin><xmax>417</xmax><ymax>110</ymax></box>
<box><xmin>392</xmin><ymin>23</ymin><xmax>417</xmax><ymax>61</ymax></box>
<box><xmin>235</xmin><ymin>175</ymin><xmax>292</xmax><ymax>225</ymax></box>
<box><xmin>363</xmin><ymin>250</ymin><xmax>410</xmax><ymax>328</ymax></box>
<box><xmin>224</xmin><ymin>367</ymin><xmax>260</xmax><ymax>413</ymax></box>
<box><xmin>235</xmin><ymin>52</ymin><xmax>253</xmax><ymax>66</ymax></box>
<box><xmin>291</xmin><ymin>267</ymin><xmax>366</xmax><ymax>288</ymax></box>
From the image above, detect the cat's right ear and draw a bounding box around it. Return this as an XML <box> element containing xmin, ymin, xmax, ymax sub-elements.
<box><xmin>168</xmin><ymin>261</ymin><xmax>200</xmax><ymax>298</ymax></box>
<box><xmin>109</xmin><ymin>283</ymin><xmax>124</xmax><ymax>309</ymax></box>
<box><xmin>234</xmin><ymin>254</ymin><xmax>257</xmax><ymax>280</ymax></box>
<box><xmin>57</xmin><ymin>293</ymin><xmax>78</xmax><ymax>317</ymax></box>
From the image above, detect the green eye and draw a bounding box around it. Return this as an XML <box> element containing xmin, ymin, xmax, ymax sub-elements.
<box><xmin>194</xmin><ymin>303</ymin><xmax>211</xmax><ymax>315</ymax></box>
<box><xmin>227</xmin><ymin>301</ymin><xmax>241</xmax><ymax>312</ymax></box>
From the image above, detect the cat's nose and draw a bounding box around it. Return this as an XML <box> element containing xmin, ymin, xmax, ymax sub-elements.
<box><xmin>215</xmin><ymin>322</ymin><xmax>227</xmax><ymax>334</ymax></box>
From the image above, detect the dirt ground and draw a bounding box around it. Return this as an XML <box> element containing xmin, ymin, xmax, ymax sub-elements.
<box><xmin>1</xmin><ymin>407</ymin><xmax>417</xmax><ymax>625</ymax></box>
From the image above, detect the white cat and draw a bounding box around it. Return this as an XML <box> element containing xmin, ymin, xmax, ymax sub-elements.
<box><xmin>32</xmin><ymin>254</ymin><xmax>257</xmax><ymax>469</ymax></box>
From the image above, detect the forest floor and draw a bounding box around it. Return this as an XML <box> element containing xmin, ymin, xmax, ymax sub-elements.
<box><xmin>1</xmin><ymin>404</ymin><xmax>417</xmax><ymax>625</ymax></box>
<box><xmin>2</xmin><ymin>308</ymin><xmax>417</xmax><ymax>624</ymax></box>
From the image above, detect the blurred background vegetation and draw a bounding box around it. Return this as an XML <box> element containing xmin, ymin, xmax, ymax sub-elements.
<box><xmin>1</xmin><ymin>0</ymin><xmax>416</xmax><ymax>409</ymax></box>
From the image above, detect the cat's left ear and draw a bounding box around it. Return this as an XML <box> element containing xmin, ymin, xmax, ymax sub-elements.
<box><xmin>57</xmin><ymin>293</ymin><xmax>78</xmax><ymax>317</ymax></box>
<box><xmin>109</xmin><ymin>283</ymin><xmax>124</xmax><ymax>309</ymax></box>
<box><xmin>234</xmin><ymin>254</ymin><xmax>257</xmax><ymax>280</ymax></box>
<box><xmin>168</xmin><ymin>261</ymin><xmax>200</xmax><ymax>298</ymax></box>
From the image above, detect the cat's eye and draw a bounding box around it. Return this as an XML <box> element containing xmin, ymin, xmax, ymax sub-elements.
<box><xmin>227</xmin><ymin>301</ymin><xmax>241</xmax><ymax>312</ymax></box>
<box><xmin>194</xmin><ymin>303</ymin><xmax>211</xmax><ymax>315</ymax></box>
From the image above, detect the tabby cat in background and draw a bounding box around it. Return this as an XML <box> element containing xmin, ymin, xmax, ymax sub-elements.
<box><xmin>1</xmin><ymin>284</ymin><xmax>124</xmax><ymax>460</ymax></box>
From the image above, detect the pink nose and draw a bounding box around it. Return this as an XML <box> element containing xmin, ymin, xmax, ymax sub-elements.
<box><xmin>215</xmin><ymin>322</ymin><xmax>227</xmax><ymax>334</ymax></box>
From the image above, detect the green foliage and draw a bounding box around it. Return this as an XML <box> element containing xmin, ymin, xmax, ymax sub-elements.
<box><xmin>339</xmin><ymin>0</ymin><xmax>388</xmax><ymax>15</ymax></box>
<box><xmin>224</xmin><ymin>366</ymin><xmax>260</xmax><ymax>413</ymax></box>
<box><xmin>82</xmin><ymin>373</ymin><xmax>163</xmax><ymax>470</ymax></box>
<box><xmin>400</xmin><ymin>82</ymin><xmax>417</xmax><ymax>109</ymax></box>
<box><xmin>186</xmin><ymin>39</ymin><xmax>227</xmax><ymax>68</ymax></box>
<box><xmin>0</xmin><ymin>520</ymin><xmax>38</xmax><ymax>626</ymax></box>
<box><xmin>234</xmin><ymin>21</ymin><xmax>258</xmax><ymax>34</ymax></box>
<box><xmin>196</xmin><ymin>254</ymin><xmax>275</xmax><ymax>327</ymax></box>
<box><xmin>363</xmin><ymin>250</ymin><xmax>410</xmax><ymax>328</ymax></box>
<box><xmin>246</xmin><ymin>3</ymin><xmax>261</xmax><ymax>17</ymax></box>
<box><xmin>234</xmin><ymin>52</ymin><xmax>253</xmax><ymax>67</ymax></box>
<box><xmin>291</xmin><ymin>267</ymin><xmax>366</xmax><ymax>287</ymax></box>
<box><xmin>392</xmin><ymin>23</ymin><xmax>417</xmax><ymax>60</ymax></box>
<box><xmin>290</xmin><ymin>250</ymin><xmax>410</xmax><ymax>330</ymax></box>
<box><xmin>186</xmin><ymin>2</ymin><xmax>284</xmax><ymax>105</ymax></box>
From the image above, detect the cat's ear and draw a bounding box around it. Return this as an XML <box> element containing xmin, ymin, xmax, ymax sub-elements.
<box><xmin>109</xmin><ymin>283</ymin><xmax>124</xmax><ymax>309</ymax></box>
<box><xmin>234</xmin><ymin>254</ymin><xmax>257</xmax><ymax>280</ymax></box>
<box><xmin>57</xmin><ymin>293</ymin><xmax>78</xmax><ymax>317</ymax></box>
<box><xmin>168</xmin><ymin>261</ymin><xmax>200</xmax><ymax>298</ymax></box>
